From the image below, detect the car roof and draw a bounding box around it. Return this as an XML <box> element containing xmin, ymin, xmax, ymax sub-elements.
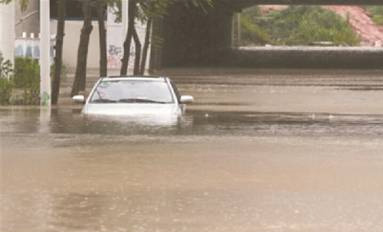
<box><xmin>100</xmin><ymin>76</ymin><xmax>168</xmax><ymax>82</ymax></box>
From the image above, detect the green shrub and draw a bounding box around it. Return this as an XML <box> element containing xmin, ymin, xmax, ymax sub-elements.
<box><xmin>13</xmin><ymin>57</ymin><xmax>40</xmax><ymax>105</ymax></box>
<box><xmin>366</xmin><ymin>6</ymin><xmax>383</xmax><ymax>25</ymax></box>
<box><xmin>240</xmin><ymin>13</ymin><xmax>270</xmax><ymax>45</ymax></box>
<box><xmin>1</xmin><ymin>55</ymin><xmax>66</xmax><ymax>105</ymax></box>
<box><xmin>269</xmin><ymin>6</ymin><xmax>359</xmax><ymax>46</ymax></box>
<box><xmin>51</xmin><ymin>62</ymin><xmax>68</xmax><ymax>81</ymax></box>
<box><xmin>0</xmin><ymin>52</ymin><xmax>13</xmax><ymax>105</ymax></box>
<box><xmin>14</xmin><ymin>57</ymin><xmax>39</xmax><ymax>88</ymax></box>
<box><xmin>0</xmin><ymin>60</ymin><xmax>12</xmax><ymax>77</ymax></box>
<box><xmin>0</xmin><ymin>52</ymin><xmax>13</xmax><ymax>78</ymax></box>
<box><xmin>240</xmin><ymin>6</ymin><xmax>360</xmax><ymax>46</ymax></box>
<box><xmin>0</xmin><ymin>78</ymin><xmax>13</xmax><ymax>105</ymax></box>
<box><xmin>240</xmin><ymin>6</ymin><xmax>271</xmax><ymax>45</ymax></box>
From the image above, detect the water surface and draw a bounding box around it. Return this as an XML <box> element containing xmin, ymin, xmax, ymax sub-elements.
<box><xmin>2</xmin><ymin>69</ymin><xmax>383</xmax><ymax>232</ymax></box>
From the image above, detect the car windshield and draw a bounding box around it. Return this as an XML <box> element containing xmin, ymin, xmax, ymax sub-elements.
<box><xmin>90</xmin><ymin>79</ymin><xmax>174</xmax><ymax>104</ymax></box>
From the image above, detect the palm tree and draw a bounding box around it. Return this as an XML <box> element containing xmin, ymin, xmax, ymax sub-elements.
<box><xmin>120</xmin><ymin>0</ymin><xmax>137</xmax><ymax>75</ymax></box>
<box><xmin>96</xmin><ymin>0</ymin><xmax>107</xmax><ymax>77</ymax></box>
<box><xmin>52</xmin><ymin>0</ymin><xmax>66</xmax><ymax>104</ymax></box>
<box><xmin>1</xmin><ymin>0</ymin><xmax>66</xmax><ymax>104</ymax></box>
<box><xmin>120</xmin><ymin>0</ymin><xmax>213</xmax><ymax>75</ymax></box>
<box><xmin>71</xmin><ymin>0</ymin><xmax>94</xmax><ymax>96</ymax></box>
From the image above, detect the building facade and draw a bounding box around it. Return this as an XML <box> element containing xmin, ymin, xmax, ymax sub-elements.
<box><xmin>1</xmin><ymin>0</ymin><xmax>149</xmax><ymax>71</ymax></box>
<box><xmin>0</xmin><ymin>1</ymin><xmax>15</xmax><ymax>62</ymax></box>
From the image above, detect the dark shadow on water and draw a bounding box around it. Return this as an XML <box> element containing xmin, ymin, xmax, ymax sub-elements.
<box><xmin>2</xmin><ymin>108</ymin><xmax>383</xmax><ymax>138</ymax></box>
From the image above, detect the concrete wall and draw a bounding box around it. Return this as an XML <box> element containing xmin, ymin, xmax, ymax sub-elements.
<box><xmin>106</xmin><ymin>6</ymin><xmax>151</xmax><ymax>72</ymax></box>
<box><xmin>158</xmin><ymin>2</ymin><xmax>383</xmax><ymax>69</ymax></box>
<box><xmin>0</xmin><ymin>2</ymin><xmax>15</xmax><ymax>62</ymax></box>
<box><xmin>51</xmin><ymin>20</ymin><xmax>100</xmax><ymax>69</ymax></box>
<box><xmin>232</xmin><ymin>0</ymin><xmax>383</xmax><ymax>8</ymax></box>
<box><xmin>15</xmin><ymin>0</ymin><xmax>39</xmax><ymax>38</ymax></box>
<box><xmin>229</xmin><ymin>47</ymin><xmax>383</xmax><ymax>69</ymax></box>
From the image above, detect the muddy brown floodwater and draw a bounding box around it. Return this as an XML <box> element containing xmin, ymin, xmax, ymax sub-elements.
<box><xmin>1</xmin><ymin>69</ymin><xmax>383</xmax><ymax>232</ymax></box>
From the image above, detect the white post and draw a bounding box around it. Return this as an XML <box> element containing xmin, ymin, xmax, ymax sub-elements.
<box><xmin>39</xmin><ymin>0</ymin><xmax>51</xmax><ymax>106</ymax></box>
<box><xmin>122</xmin><ymin>0</ymin><xmax>129</xmax><ymax>36</ymax></box>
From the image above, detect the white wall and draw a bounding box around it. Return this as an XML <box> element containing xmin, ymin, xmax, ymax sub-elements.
<box><xmin>50</xmin><ymin>11</ymin><xmax>150</xmax><ymax>72</ymax></box>
<box><xmin>0</xmin><ymin>2</ymin><xmax>15</xmax><ymax>63</ymax></box>
<box><xmin>50</xmin><ymin>20</ymin><xmax>101</xmax><ymax>69</ymax></box>
<box><xmin>106</xmin><ymin>6</ymin><xmax>151</xmax><ymax>73</ymax></box>
<box><xmin>14</xmin><ymin>0</ymin><xmax>39</xmax><ymax>37</ymax></box>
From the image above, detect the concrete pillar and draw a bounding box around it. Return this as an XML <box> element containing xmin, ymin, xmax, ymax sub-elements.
<box><xmin>121</xmin><ymin>0</ymin><xmax>129</xmax><ymax>36</ymax></box>
<box><xmin>40</xmin><ymin>0</ymin><xmax>51</xmax><ymax>106</ymax></box>
<box><xmin>0</xmin><ymin>1</ymin><xmax>15</xmax><ymax>64</ymax></box>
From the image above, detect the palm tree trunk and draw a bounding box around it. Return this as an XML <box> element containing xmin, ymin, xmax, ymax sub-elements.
<box><xmin>71</xmin><ymin>0</ymin><xmax>93</xmax><ymax>96</ymax></box>
<box><xmin>140</xmin><ymin>18</ymin><xmax>152</xmax><ymax>74</ymax></box>
<box><xmin>120</xmin><ymin>0</ymin><xmax>136</xmax><ymax>75</ymax></box>
<box><xmin>132</xmin><ymin>26</ymin><xmax>141</xmax><ymax>75</ymax></box>
<box><xmin>52</xmin><ymin>0</ymin><xmax>65</xmax><ymax>104</ymax></box>
<box><xmin>96</xmin><ymin>0</ymin><xmax>107</xmax><ymax>77</ymax></box>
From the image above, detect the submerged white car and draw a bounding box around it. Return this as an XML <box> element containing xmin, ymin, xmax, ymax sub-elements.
<box><xmin>72</xmin><ymin>76</ymin><xmax>193</xmax><ymax>117</ymax></box>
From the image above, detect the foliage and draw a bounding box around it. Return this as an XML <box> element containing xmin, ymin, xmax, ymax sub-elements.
<box><xmin>0</xmin><ymin>52</ymin><xmax>13</xmax><ymax>105</ymax></box>
<box><xmin>13</xmin><ymin>57</ymin><xmax>39</xmax><ymax>88</ymax></box>
<box><xmin>240</xmin><ymin>7</ymin><xmax>270</xmax><ymax>45</ymax></box>
<box><xmin>120</xmin><ymin>0</ymin><xmax>213</xmax><ymax>75</ymax></box>
<box><xmin>13</xmin><ymin>57</ymin><xmax>40</xmax><ymax>104</ymax></box>
<box><xmin>0</xmin><ymin>0</ymin><xmax>29</xmax><ymax>11</ymax></box>
<box><xmin>366</xmin><ymin>6</ymin><xmax>383</xmax><ymax>25</ymax></box>
<box><xmin>240</xmin><ymin>6</ymin><xmax>360</xmax><ymax>46</ymax></box>
<box><xmin>0</xmin><ymin>52</ymin><xmax>13</xmax><ymax>78</ymax></box>
<box><xmin>0</xmin><ymin>55</ymin><xmax>67</xmax><ymax>105</ymax></box>
<box><xmin>51</xmin><ymin>62</ymin><xmax>67</xmax><ymax>81</ymax></box>
<box><xmin>1</xmin><ymin>0</ymin><xmax>42</xmax><ymax>102</ymax></box>
<box><xmin>0</xmin><ymin>78</ymin><xmax>13</xmax><ymax>105</ymax></box>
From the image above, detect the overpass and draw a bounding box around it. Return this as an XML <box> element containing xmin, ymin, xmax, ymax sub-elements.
<box><xmin>150</xmin><ymin>0</ymin><xmax>383</xmax><ymax>69</ymax></box>
<box><xmin>231</xmin><ymin>0</ymin><xmax>383</xmax><ymax>9</ymax></box>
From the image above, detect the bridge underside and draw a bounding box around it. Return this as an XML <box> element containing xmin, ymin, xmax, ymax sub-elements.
<box><xmin>153</xmin><ymin>3</ymin><xmax>233</xmax><ymax>67</ymax></box>
<box><xmin>231</xmin><ymin>0</ymin><xmax>383</xmax><ymax>9</ymax></box>
<box><xmin>151</xmin><ymin>0</ymin><xmax>383</xmax><ymax>69</ymax></box>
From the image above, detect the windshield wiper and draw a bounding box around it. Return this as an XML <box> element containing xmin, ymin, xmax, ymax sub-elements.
<box><xmin>92</xmin><ymin>89</ymin><xmax>117</xmax><ymax>103</ymax></box>
<box><xmin>118</xmin><ymin>98</ymin><xmax>167</xmax><ymax>104</ymax></box>
<box><xmin>92</xmin><ymin>99</ymin><xmax>117</xmax><ymax>103</ymax></box>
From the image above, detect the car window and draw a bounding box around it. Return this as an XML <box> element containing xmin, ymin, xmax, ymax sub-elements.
<box><xmin>90</xmin><ymin>80</ymin><xmax>174</xmax><ymax>104</ymax></box>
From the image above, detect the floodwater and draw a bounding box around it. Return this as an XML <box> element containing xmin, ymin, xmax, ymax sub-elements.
<box><xmin>1</xmin><ymin>69</ymin><xmax>383</xmax><ymax>232</ymax></box>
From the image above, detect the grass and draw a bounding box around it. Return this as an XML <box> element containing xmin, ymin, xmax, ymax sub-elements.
<box><xmin>366</xmin><ymin>6</ymin><xmax>383</xmax><ymax>26</ymax></box>
<box><xmin>240</xmin><ymin>6</ymin><xmax>360</xmax><ymax>46</ymax></box>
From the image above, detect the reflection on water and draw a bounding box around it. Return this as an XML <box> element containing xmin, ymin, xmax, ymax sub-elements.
<box><xmin>1</xmin><ymin>108</ymin><xmax>383</xmax><ymax>137</ymax></box>
<box><xmin>2</xmin><ymin>105</ymin><xmax>383</xmax><ymax>232</ymax></box>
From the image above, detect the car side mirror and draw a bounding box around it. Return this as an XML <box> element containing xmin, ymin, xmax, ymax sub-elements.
<box><xmin>180</xmin><ymin>95</ymin><xmax>194</xmax><ymax>104</ymax></box>
<box><xmin>72</xmin><ymin>95</ymin><xmax>85</xmax><ymax>104</ymax></box>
